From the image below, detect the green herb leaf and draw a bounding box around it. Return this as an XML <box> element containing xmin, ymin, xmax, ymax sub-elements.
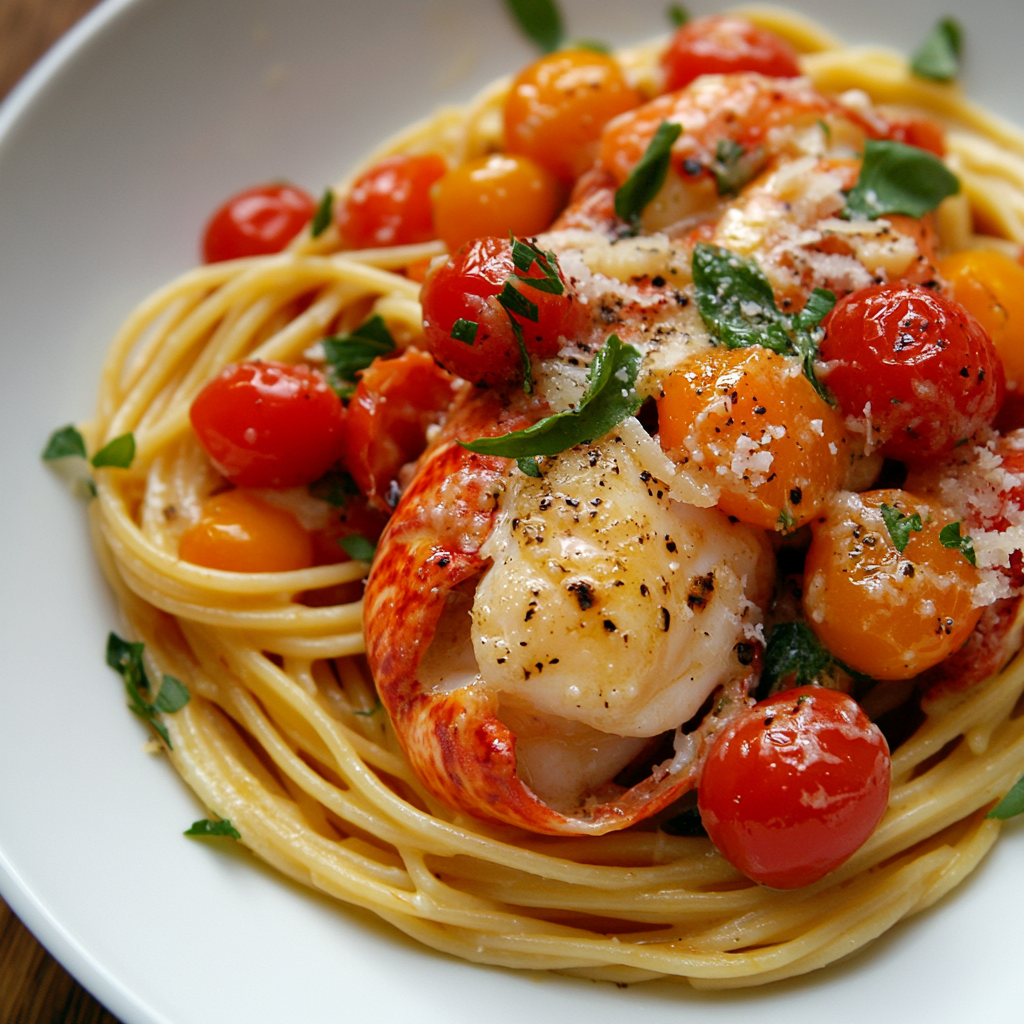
<box><xmin>777</xmin><ymin>509</ymin><xmax>798</xmax><ymax>533</ymax></box>
<box><xmin>309</xmin><ymin>468</ymin><xmax>360</xmax><ymax>507</ymax></box>
<box><xmin>497</xmin><ymin>280</ymin><xmax>540</xmax><ymax>323</ymax></box>
<box><xmin>660</xmin><ymin>806</ymin><xmax>707</xmax><ymax>837</ymax></box>
<box><xmin>987</xmin><ymin>774</ymin><xmax>1024</xmax><ymax>820</ymax></box>
<box><xmin>311</xmin><ymin>188</ymin><xmax>334</xmax><ymax>238</ymax></box>
<box><xmin>153</xmin><ymin>675</ymin><xmax>191</xmax><ymax>714</ymax></box>
<box><xmin>91</xmin><ymin>433</ymin><xmax>135</xmax><ymax>469</ymax></box>
<box><xmin>880</xmin><ymin>502</ymin><xmax>923</xmax><ymax>553</ymax></box>
<box><xmin>517</xmin><ymin>456</ymin><xmax>542</xmax><ymax>477</ymax></box>
<box><xmin>614</xmin><ymin>120</ymin><xmax>683</xmax><ymax>232</ymax></box>
<box><xmin>42</xmin><ymin>425</ymin><xmax>87</xmax><ymax>460</ymax></box>
<box><xmin>762</xmin><ymin>622</ymin><xmax>833</xmax><ymax>691</ymax></box>
<box><xmin>939</xmin><ymin>520</ymin><xmax>977</xmax><ymax>566</ymax></box>
<box><xmin>340</xmin><ymin>534</ymin><xmax>376</xmax><ymax>561</ymax></box>
<box><xmin>353</xmin><ymin>698</ymin><xmax>382</xmax><ymax>717</ymax></box>
<box><xmin>451</xmin><ymin>318</ymin><xmax>479</xmax><ymax>344</ymax></box>
<box><xmin>667</xmin><ymin>3</ymin><xmax>690</xmax><ymax>27</ymax></box>
<box><xmin>463</xmin><ymin>334</ymin><xmax>642</xmax><ymax>459</ymax></box>
<box><xmin>184</xmin><ymin>818</ymin><xmax>241</xmax><ymax>839</ymax></box>
<box><xmin>106</xmin><ymin>633</ymin><xmax>189</xmax><ymax>748</ymax></box>
<box><xmin>844</xmin><ymin>139</ymin><xmax>960</xmax><ymax>220</ymax></box>
<box><xmin>510</xmin><ymin>236</ymin><xmax>565</xmax><ymax>295</ymax></box>
<box><xmin>322</xmin><ymin>315</ymin><xmax>395</xmax><ymax>396</ymax></box>
<box><xmin>911</xmin><ymin>17</ymin><xmax>963</xmax><ymax>82</ymax></box>
<box><xmin>691</xmin><ymin>242</ymin><xmax>835</xmax><ymax>403</ymax></box>
<box><xmin>569</xmin><ymin>38</ymin><xmax>611</xmax><ymax>54</ymax></box>
<box><xmin>505</xmin><ymin>0</ymin><xmax>564</xmax><ymax>53</ymax></box>
<box><xmin>709</xmin><ymin>139</ymin><xmax>763</xmax><ymax>196</ymax></box>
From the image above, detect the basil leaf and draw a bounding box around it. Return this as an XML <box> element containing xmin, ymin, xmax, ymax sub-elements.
<box><xmin>153</xmin><ymin>674</ymin><xmax>191</xmax><ymax>714</ymax></box>
<box><xmin>510</xmin><ymin>236</ymin><xmax>565</xmax><ymax>295</ymax></box>
<box><xmin>911</xmin><ymin>17</ymin><xmax>963</xmax><ymax>82</ymax></box>
<box><xmin>505</xmin><ymin>0</ymin><xmax>564</xmax><ymax>53</ymax></box>
<box><xmin>311</xmin><ymin>187</ymin><xmax>334</xmax><ymax>238</ymax></box>
<box><xmin>667</xmin><ymin>4</ymin><xmax>690</xmax><ymax>27</ymax></box>
<box><xmin>880</xmin><ymin>502</ymin><xmax>923</xmax><ymax>553</ymax></box>
<box><xmin>660</xmin><ymin>806</ymin><xmax>707</xmax><ymax>837</ymax></box>
<box><xmin>42</xmin><ymin>425</ymin><xmax>87</xmax><ymax>460</ymax></box>
<box><xmin>322</xmin><ymin>315</ymin><xmax>395</xmax><ymax>396</ymax></box>
<box><xmin>939</xmin><ymin>520</ymin><xmax>977</xmax><ymax>566</ymax></box>
<box><xmin>692</xmin><ymin>243</ymin><xmax>835</xmax><ymax>404</ymax></box>
<box><xmin>710</xmin><ymin>139</ymin><xmax>763</xmax><ymax>196</ymax></box>
<box><xmin>462</xmin><ymin>334</ymin><xmax>642</xmax><ymax>459</ymax></box>
<box><xmin>614</xmin><ymin>120</ymin><xmax>683</xmax><ymax>232</ymax></box>
<box><xmin>106</xmin><ymin>633</ymin><xmax>189</xmax><ymax>749</ymax></box>
<box><xmin>91</xmin><ymin>433</ymin><xmax>135</xmax><ymax>469</ymax></box>
<box><xmin>185</xmin><ymin>818</ymin><xmax>241</xmax><ymax>839</ymax></box>
<box><xmin>987</xmin><ymin>774</ymin><xmax>1024</xmax><ymax>820</ymax></box>
<box><xmin>844</xmin><ymin>140</ymin><xmax>960</xmax><ymax>220</ymax></box>
<box><xmin>340</xmin><ymin>534</ymin><xmax>376</xmax><ymax>561</ymax></box>
<box><xmin>517</xmin><ymin>457</ymin><xmax>542</xmax><ymax>477</ymax></box>
<box><xmin>762</xmin><ymin>622</ymin><xmax>833</xmax><ymax>691</ymax></box>
<box><xmin>451</xmin><ymin>318</ymin><xmax>479</xmax><ymax>344</ymax></box>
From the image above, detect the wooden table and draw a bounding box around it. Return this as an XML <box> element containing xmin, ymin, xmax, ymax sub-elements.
<box><xmin>1</xmin><ymin>9</ymin><xmax>118</xmax><ymax>1022</ymax></box>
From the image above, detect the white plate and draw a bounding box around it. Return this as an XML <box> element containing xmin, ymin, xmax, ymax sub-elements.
<box><xmin>1</xmin><ymin>1</ymin><xmax>1022</xmax><ymax>1021</ymax></box>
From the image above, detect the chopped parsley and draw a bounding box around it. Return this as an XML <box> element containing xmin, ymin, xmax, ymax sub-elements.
<box><xmin>517</xmin><ymin>456</ymin><xmax>542</xmax><ymax>477</ymax></box>
<box><xmin>939</xmin><ymin>520</ymin><xmax>977</xmax><ymax>566</ymax></box>
<box><xmin>880</xmin><ymin>502</ymin><xmax>923</xmax><ymax>554</ymax></box>
<box><xmin>322</xmin><ymin>314</ymin><xmax>395</xmax><ymax>398</ymax></box>
<box><xmin>450</xmin><ymin>318</ymin><xmax>479</xmax><ymax>345</ymax></box>
<box><xmin>184</xmin><ymin>818</ymin><xmax>241</xmax><ymax>839</ymax></box>
<box><xmin>614</xmin><ymin>120</ymin><xmax>683</xmax><ymax>233</ymax></box>
<box><xmin>504</xmin><ymin>0</ymin><xmax>564</xmax><ymax>53</ymax></box>
<box><xmin>844</xmin><ymin>139</ymin><xmax>960</xmax><ymax>220</ymax></box>
<box><xmin>911</xmin><ymin>17</ymin><xmax>963</xmax><ymax>82</ymax></box>
<box><xmin>762</xmin><ymin>622</ymin><xmax>833</xmax><ymax>692</ymax></box>
<box><xmin>311</xmin><ymin>188</ymin><xmax>334</xmax><ymax>238</ymax></box>
<box><xmin>340</xmin><ymin>534</ymin><xmax>376</xmax><ymax>562</ymax></box>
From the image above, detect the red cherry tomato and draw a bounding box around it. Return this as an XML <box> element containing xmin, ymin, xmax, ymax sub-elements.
<box><xmin>819</xmin><ymin>284</ymin><xmax>1004</xmax><ymax>461</ymax></box>
<box><xmin>661</xmin><ymin>16</ymin><xmax>800</xmax><ymax>92</ymax></box>
<box><xmin>190</xmin><ymin>361</ymin><xmax>346</xmax><ymax>488</ymax></box>
<box><xmin>202</xmin><ymin>184</ymin><xmax>316</xmax><ymax>263</ymax></box>
<box><xmin>699</xmin><ymin>686</ymin><xmax>891</xmax><ymax>889</ymax></box>
<box><xmin>883</xmin><ymin>113</ymin><xmax>945</xmax><ymax>156</ymax></box>
<box><xmin>420</xmin><ymin>236</ymin><xmax>580</xmax><ymax>387</ymax></box>
<box><xmin>343</xmin><ymin>348</ymin><xmax>458</xmax><ymax>509</ymax></box>
<box><xmin>337</xmin><ymin>154</ymin><xmax>447</xmax><ymax>249</ymax></box>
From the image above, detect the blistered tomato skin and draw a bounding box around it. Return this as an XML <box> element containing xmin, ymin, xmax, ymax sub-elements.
<box><xmin>661</xmin><ymin>16</ymin><xmax>801</xmax><ymax>92</ymax></box>
<box><xmin>803</xmin><ymin>489</ymin><xmax>983</xmax><ymax>680</ymax></box>
<box><xmin>190</xmin><ymin>362</ymin><xmax>346</xmax><ymax>488</ymax></box>
<box><xmin>202</xmin><ymin>184</ymin><xmax>316</xmax><ymax>263</ymax></box>
<box><xmin>819</xmin><ymin>284</ymin><xmax>1004</xmax><ymax>461</ymax></box>
<box><xmin>698</xmin><ymin>686</ymin><xmax>891</xmax><ymax>889</ymax></box>
<box><xmin>504</xmin><ymin>50</ymin><xmax>642</xmax><ymax>182</ymax></box>
<box><xmin>420</xmin><ymin>236</ymin><xmax>580</xmax><ymax>387</ymax></box>
<box><xmin>337</xmin><ymin>154</ymin><xmax>447</xmax><ymax>249</ymax></box>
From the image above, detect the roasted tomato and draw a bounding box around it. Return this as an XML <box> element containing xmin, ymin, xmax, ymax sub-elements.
<box><xmin>698</xmin><ymin>686</ymin><xmax>890</xmax><ymax>889</ymax></box>
<box><xmin>803</xmin><ymin>489</ymin><xmax>983</xmax><ymax>679</ymax></box>
<box><xmin>190</xmin><ymin>361</ymin><xmax>346</xmax><ymax>488</ymax></box>
<box><xmin>343</xmin><ymin>348</ymin><xmax>459</xmax><ymax>510</ymax></box>
<box><xmin>337</xmin><ymin>154</ymin><xmax>447</xmax><ymax>249</ymax></box>
<box><xmin>661</xmin><ymin>15</ymin><xmax>801</xmax><ymax>92</ymax></box>
<box><xmin>420</xmin><ymin>236</ymin><xmax>580</xmax><ymax>387</ymax></box>
<box><xmin>504</xmin><ymin>50</ymin><xmax>641</xmax><ymax>182</ymax></box>
<box><xmin>202</xmin><ymin>184</ymin><xmax>316</xmax><ymax>263</ymax></box>
<box><xmin>819</xmin><ymin>284</ymin><xmax>1004</xmax><ymax>460</ymax></box>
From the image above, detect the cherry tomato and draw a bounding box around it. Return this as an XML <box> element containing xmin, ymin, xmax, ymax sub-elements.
<box><xmin>420</xmin><ymin>236</ymin><xmax>580</xmax><ymax>387</ymax></box>
<box><xmin>337</xmin><ymin>153</ymin><xmax>447</xmax><ymax>249</ymax></box>
<box><xmin>343</xmin><ymin>348</ymin><xmax>458</xmax><ymax>509</ymax></box>
<box><xmin>190</xmin><ymin>361</ymin><xmax>346</xmax><ymax>488</ymax></box>
<box><xmin>658</xmin><ymin>347</ymin><xmax>849</xmax><ymax>531</ymax></box>
<box><xmin>883</xmin><ymin>113</ymin><xmax>945</xmax><ymax>156</ymax></box>
<box><xmin>178</xmin><ymin>491</ymin><xmax>314</xmax><ymax>573</ymax></box>
<box><xmin>661</xmin><ymin>15</ymin><xmax>801</xmax><ymax>93</ymax></box>
<box><xmin>431</xmin><ymin>155</ymin><xmax>561</xmax><ymax>252</ymax></box>
<box><xmin>202</xmin><ymin>184</ymin><xmax>316</xmax><ymax>263</ymax></box>
<box><xmin>938</xmin><ymin>250</ymin><xmax>1024</xmax><ymax>393</ymax></box>
<box><xmin>698</xmin><ymin>686</ymin><xmax>890</xmax><ymax>889</ymax></box>
<box><xmin>504</xmin><ymin>50</ymin><xmax>641</xmax><ymax>182</ymax></box>
<box><xmin>803</xmin><ymin>488</ymin><xmax>983</xmax><ymax>679</ymax></box>
<box><xmin>819</xmin><ymin>284</ymin><xmax>1004</xmax><ymax>461</ymax></box>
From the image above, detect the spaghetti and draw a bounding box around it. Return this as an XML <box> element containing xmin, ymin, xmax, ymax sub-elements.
<box><xmin>78</xmin><ymin>6</ymin><xmax>1024</xmax><ymax>988</ymax></box>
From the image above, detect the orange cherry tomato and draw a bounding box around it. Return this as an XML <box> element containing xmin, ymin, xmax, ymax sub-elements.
<box><xmin>179</xmin><ymin>491</ymin><xmax>314</xmax><ymax>573</ymax></box>
<box><xmin>661</xmin><ymin>15</ymin><xmax>800</xmax><ymax>92</ymax></box>
<box><xmin>803</xmin><ymin>488</ymin><xmax>983</xmax><ymax>680</ymax></box>
<box><xmin>431</xmin><ymin>154</ymin><xmax>561</xmax><ymax>252</ymax></box>
<box><xmin>202</xmin><ymin>184</ymin><xmax>315</xmax><ymax>263</ymax></box>
<box><xmin>939</xmin><ymin>250</ymin><xmax>1024</xmax><ymax>393</ymax></box>
<box><xmin>658</xmin><ymin>347</ymin><xmax>848</xmax><ymax>531</ymax></box>
<box><xmin>190</xmin><ymin>361</ymin><xmax>346</xmax><ymax>489</ymax></box>
<box><xmin>337</xmin><ymin>153</ymin><xmax>447</xmax><ymax>249</ymax></box>
<box><xmin>504</xmin><ymin>50</ymin><xmax>641</xmax><ymax>182</ymax></box>
<box><xmin>343</xmin><ymin>348</ymin><xmax>458</xmax><ymax>509</ymax></box>
<box><xmin>699</xmin><ymin>686</ymin><xmax>890</xmax><ymax>889</ymax></box>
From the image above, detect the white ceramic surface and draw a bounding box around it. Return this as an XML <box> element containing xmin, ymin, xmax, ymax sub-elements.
<box><xmin>0</xmin><ymin>1</ymin><xmax>1022</xmax><ymax>1022</ymax></box>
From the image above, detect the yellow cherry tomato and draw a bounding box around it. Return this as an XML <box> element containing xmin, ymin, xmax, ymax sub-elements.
<box><xmin>431</xmin><ymin>154</ymin><xmax>561</xmax><ymax>252</ymax></box>
<box><xmin>939</xmin><ymin>249</ymin><xmax>1024</xmax><ymax>391</ymax></box>
<box><xmin>504</xmin><ymin>50</ymin><xmax>642</xmax><ymax>182</ymax></box>
<box><xmin>657</xmin><ymin>347</ymin><xmax>849</xmax><ymax>531</ymax></box>
<box><xmin>179</xmin><ymin>490</ymin><xmax>314</xmax><ymax>573</ymax></box>
<box><xmin>803</xmin><ymin>488</ymin><xmax>982</xmax><ymax>680</ymax></box>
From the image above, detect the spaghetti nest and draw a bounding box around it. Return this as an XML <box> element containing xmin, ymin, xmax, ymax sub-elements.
<box><xmin>85</xmin><ymin>6</ymin><xmax>1024</xmax><ymax>988</ymax></box>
